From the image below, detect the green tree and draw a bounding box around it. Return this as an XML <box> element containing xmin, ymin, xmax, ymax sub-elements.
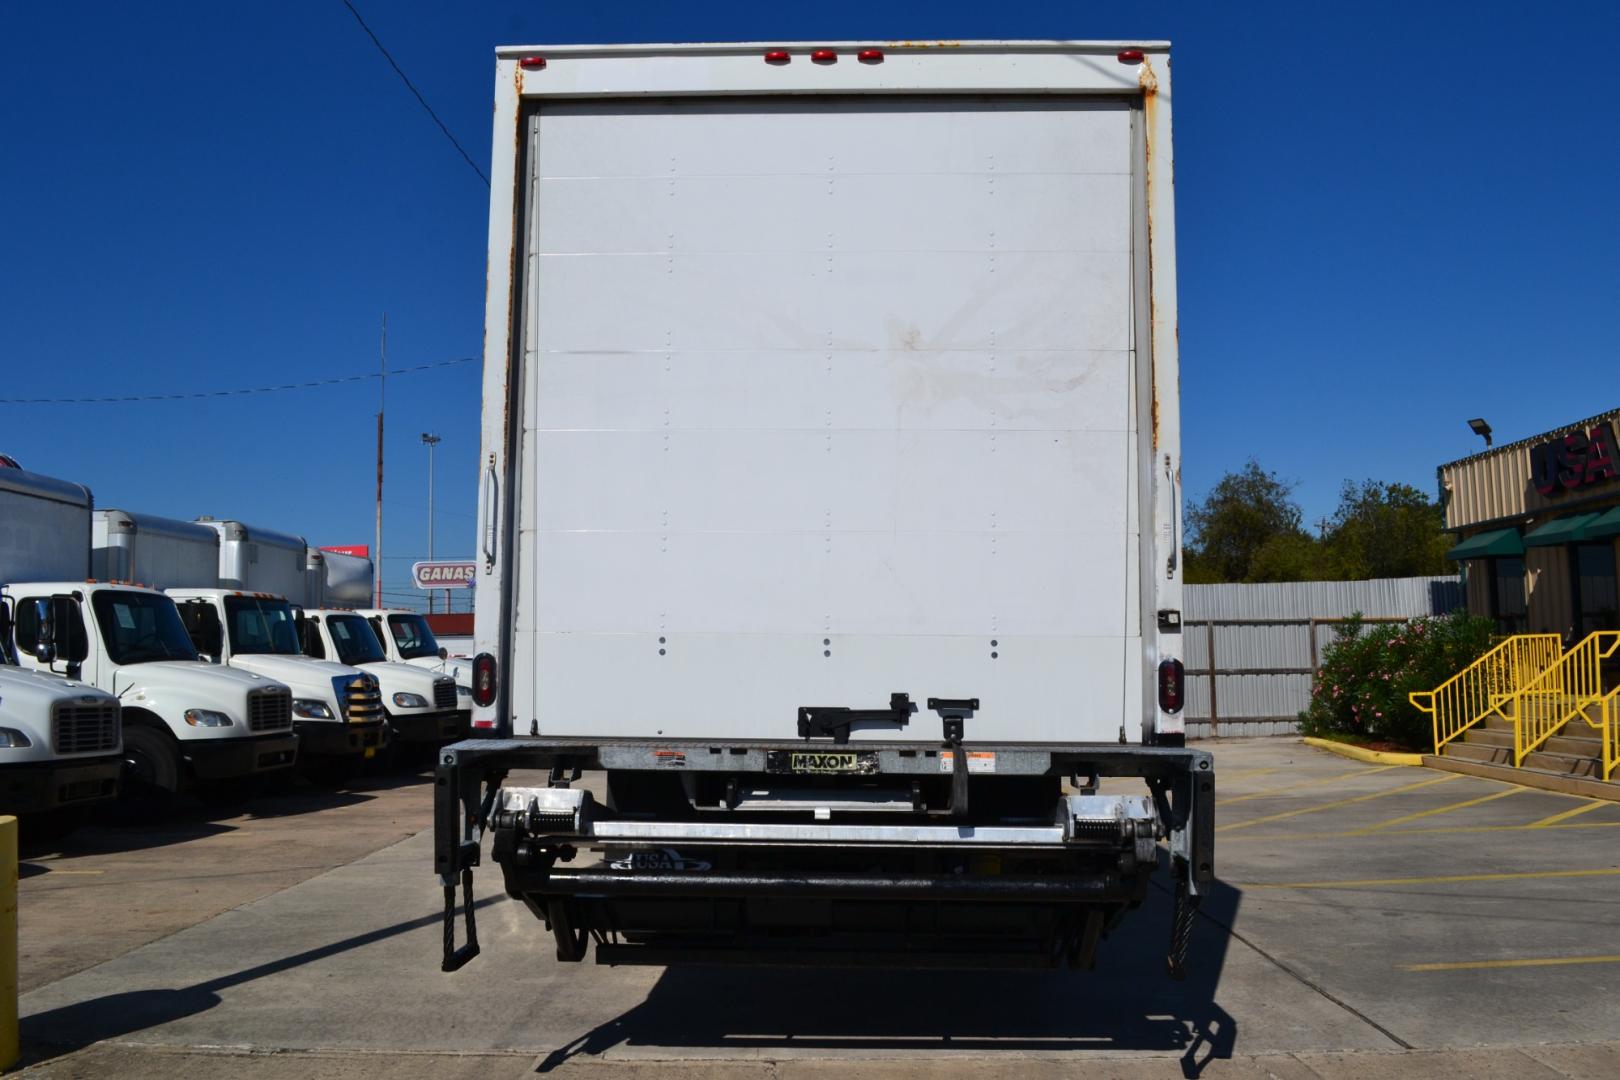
<box><xmin>1316</xmin><ymin>480</ymin><xmax>1451</xmax><ymax>580</ymax></box>
<box><xmin>1183</xmin><ymin>461</ymin><xmax>1315</xmax><ymax>583</ymax></box>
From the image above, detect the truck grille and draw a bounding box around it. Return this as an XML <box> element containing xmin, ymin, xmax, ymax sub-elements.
<box><xmin>433</xmin><ymin>678</ymin><xmax>457</xmax><ymax>710</ymax></box>
<box><xmin>51</xmin><ymin>699</ymin><xmax>120</xmax><ymax>754</ymax></box>
<box><xmin>343</xmin><ymin>675</ymin><xmax>383</xmax><ymax>722</ymax></box>
<box><xmin>248</xmin><ymin>687</ymin><xmax>293</xmax><ymax>732</ymax></box>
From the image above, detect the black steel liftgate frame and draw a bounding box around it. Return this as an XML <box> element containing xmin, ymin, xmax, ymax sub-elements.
<box><xmin>434</xmin><ymin>737</ymin><xmax>1214</xmax><ymax>976</ymax></box>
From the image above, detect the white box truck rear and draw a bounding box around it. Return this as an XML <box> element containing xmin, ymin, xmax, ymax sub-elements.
<box><xmin>438</xmin><ymin>40</ymin><xmax>1213</xmax><ymax>975</ymax></box>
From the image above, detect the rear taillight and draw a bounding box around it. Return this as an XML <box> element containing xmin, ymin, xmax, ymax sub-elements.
<box><xmin>472</xmin><ymin>652</ymin><xmax>497</xmax><ymax>708</ymax></box>
<box><xmin>518</xmin><ymin>56</ymin><xmax>546</xmax><ymax>70</ymax></box>
<box><xmin>1117</xmin><ymin>48</ymin><xmax>1145</xmax><ymax>64</ymax></box>
<box><xmin>1158</xmin><ymin>658</ymin><xmax>1185</xmax><ymax>714</ymax></box>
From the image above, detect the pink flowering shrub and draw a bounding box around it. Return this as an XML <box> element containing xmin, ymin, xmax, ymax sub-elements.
<box><xmin>1298</xmin><ymin>611</ymin><xmax>1496</xmax><ymax>748</ymax></box>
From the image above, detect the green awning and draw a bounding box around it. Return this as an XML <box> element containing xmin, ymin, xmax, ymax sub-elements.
<box><xmin>1580</xmin><ymin>506</ymin><xmax>1620</xmax><ymax>540</ymax></box>
<box><xmin>1446</xmin><ymin>528</ymin><xmax>1524</xmax><ymax>560</ymax></box>
<box><xmin>1523</xmin><ymin>512</ymin><xmax>1600</xmax><ymax>547</ymax></box>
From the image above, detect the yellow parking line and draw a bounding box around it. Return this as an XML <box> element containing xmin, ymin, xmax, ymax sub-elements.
<box><xmin>1527</xmin><ymin>801</ymin><xmax>1608</xmax><ymax>828</ymax></box>
<box><xmin>1218</xmin><ymin>773</ymin><xmax>1462</xmax><ymax>833</ymax></box>
<box><xmin>1244</xmin><ymin>867</ymin><xmax>1620</xmax><ymax>890</ymax></box>
<box><xmin>1219</xmin><ymin>767</ymin><xmax>1284</xmax><ymax>782</ymax></box>
<box><xmin>1401</xmin><ymin>954</ymin><xmax>1620</xmax><ymax>972</ymax></box>
<box><xmin>1221</xmin><ymin>765</ymin><xmax>1404</xmax><ymax>805</ymax></box>
<box><xmin>1219</xmin><ymin>819</ymin><xmax>1620</xmax><ymax>844</ymax></box>
<box><xmin>1351</xmin><ymin>787</ymin><xmax>1523</xmax><ymax>833</ymax></box>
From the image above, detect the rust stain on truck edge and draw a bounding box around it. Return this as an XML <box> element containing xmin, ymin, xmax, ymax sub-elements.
<box><xmin>1140</xmin><ymin>54</ymin><xmax>1161</xmax><ymax>451</ymax></box>
<box><xmin>500</xmin><ymin>61</ymin><xmax>526</xmax><ymax>444</ymax></box>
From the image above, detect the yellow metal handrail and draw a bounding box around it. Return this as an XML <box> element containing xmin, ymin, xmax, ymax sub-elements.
<box><xmin>1585</xmin><ymin>687</ymin><xmax>1619</xmax><ymax>781</ymax></box>
<box><xmin>1409</xmin><ymin>634</ymin><xmax>1562</xmax><ymax>755</ymax></box>
<box><xmin>1500</xmin><ymin>631</ymin><xmax>1620</xmax><ymax>767</ymax></box>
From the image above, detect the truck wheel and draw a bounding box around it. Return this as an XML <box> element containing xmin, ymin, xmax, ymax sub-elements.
<box><xmin>120</xmin><ymin>726</ymin><xmax>180</xmax><ymax>814</ymax></box>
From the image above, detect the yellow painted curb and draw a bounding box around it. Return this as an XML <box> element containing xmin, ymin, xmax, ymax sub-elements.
<box><xmin>1</xmin><ymin>815</ymin><xmax>15</xmax><ymax>1072</ymax></box>
<box><xmin>1302</xmin><ymin>737</ymin><xmax>1424</xmax><ymax>767</ymax></box>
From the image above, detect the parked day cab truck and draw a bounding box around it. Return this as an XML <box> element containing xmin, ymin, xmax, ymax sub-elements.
<box><xmin>4</xmin><ymin>475</ymin><xmax>296</xmax><ymax>807</ymax></box>
<box><xmin>435</xmin><ymin>41</ymin><xmax>1212</xmax><ymax>976</ymax></box>
<box><xmin>300</xmin><ymin>608</ymin><xmax>464</xmax><ymax>747</ymax></box>
<box><xmin>94</xmin><ymin>509</ymin><xmax>385</xmax><ymax>767</ymax></box>
<box><xmin>177</xmin><ymin>517</ymin><xmax>386</xmax><ymax>763</ymax></box>
<box><xmin>357</xmin><ymin>608</ymin><xmax>473</xmax><ymax>698</ymax></box>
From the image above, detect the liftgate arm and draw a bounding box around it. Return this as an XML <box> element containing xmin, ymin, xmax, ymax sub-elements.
<box><xmin>436</xmin><ymin>753</ymin><xmax>504</xmax><ymax>972</ymax></box>
<box><xmin>1149</xmin><ymin>752</ymin><xmax>1215</xmax><ymax>980</ymax></box>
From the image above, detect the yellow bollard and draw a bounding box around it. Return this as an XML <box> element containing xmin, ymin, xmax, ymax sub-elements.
<box><xmin>0</xmin><ymin>815</ymin><xmax>15</xmax><ymax>1071</ymax></box>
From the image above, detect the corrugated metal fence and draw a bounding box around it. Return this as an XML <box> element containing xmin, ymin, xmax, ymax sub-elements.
<box><xmin>1183</xmin><ymin>576</ymin><xmax>1466</xmax><ymax>738</ymax></box>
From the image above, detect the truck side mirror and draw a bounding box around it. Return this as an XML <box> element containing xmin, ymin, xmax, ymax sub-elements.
<box><xmin>439</xmin><ymin>646</ymin><xmax>449</xmax><ymax>660</ymax></box>
<box><xmin>33</xmin><ymin>597</ymin><xmax>57</xmax><ymax>664</ymax></box>
<box><xmin>181</xmin><ymin>601</ymin><xmax>224</xmax><ymax>659</ymax></box>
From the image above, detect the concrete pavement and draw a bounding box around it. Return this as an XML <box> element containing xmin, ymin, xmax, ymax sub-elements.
<box><xmin>16</xmin><ymin>739</ymin><xmax>1620</xmax><ymax>1076</ymax></box>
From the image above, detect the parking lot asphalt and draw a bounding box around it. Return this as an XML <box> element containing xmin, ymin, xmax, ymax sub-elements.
<box><xmin>15</xmin><ymin>770</ymin><xmax>434</xmax><ymax>994</ymax></box>
<box><xmin>15</xmin><ymin>739</ymin><xmax>1620</xmax><ymax>1078</ymax></box>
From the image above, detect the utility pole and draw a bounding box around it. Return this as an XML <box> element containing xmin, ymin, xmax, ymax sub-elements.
<box><xmin>375</xmin><ymin>314</ymin><xmax>386</xmax><ymax>609</ymax></box>
<box><xmin>421</xmin><ymin>432</ymin><xmax>441</xmax><ymax>613</ymax></box>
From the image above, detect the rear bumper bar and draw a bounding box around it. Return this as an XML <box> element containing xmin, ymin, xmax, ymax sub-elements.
<box><xmin>432</xmin><ymin>736</ymin><xmax>1214</xmax><ymax>976</ymax></box>
<box><xmin>541</xmin><ymin>869</ymin><xmax>1137</xmax><ymax>902</ymax></box>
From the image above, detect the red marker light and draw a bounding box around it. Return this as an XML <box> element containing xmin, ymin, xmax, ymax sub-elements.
<box><xmin>472</xmin><ymin>652</ymin><xmax>498</xmax><ymax>707</ymax></box>
<box><xmin>811</xmin><ymin>49</ymin><xmax>837</xmax><ymax>63</ymax></box>
<box><xmin>764</xmin><ymin>50</ymin><xmax>790</xmax><ymax>64</ymax></box>
<box><xmin>857</xmin><ymin>48</ymin><xmax>884</xmax><ymax>63</ymax></box>
<box><xmin>1158</xmin><ymin>658</ymin><xmax>1185</xmax><ymax>714</ymax></box>
<box><xmin>518</xmin><ymin>56</ymin><xmax>546</xmax><ymax>70</ymax></box>
<box><xmin>1116</xmin><ymin>49</ymin><xmax>1145</xmax><ymax>64</ymax></box>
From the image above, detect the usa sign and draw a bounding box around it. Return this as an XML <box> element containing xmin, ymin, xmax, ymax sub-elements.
<box><xmin>412</xmin><ymin>561</ymin><xmax>476</xmax><ymax>590</ymax></box>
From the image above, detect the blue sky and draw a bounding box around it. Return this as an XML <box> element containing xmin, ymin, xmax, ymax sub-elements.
<box><xmin>4</xmin><ymin>2</ymin><xmax>1617</xmax><ymax>606</ymax></box>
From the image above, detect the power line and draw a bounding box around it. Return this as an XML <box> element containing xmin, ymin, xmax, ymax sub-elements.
<box><xmin>338</xmin><ymin>0</ymin><xmax>490</xmax><ymax>189</ymax></box>
<box><xmin>3</xmin><ymin>357</ymin><xmax>476</xmax><ymax>406</ymax></box>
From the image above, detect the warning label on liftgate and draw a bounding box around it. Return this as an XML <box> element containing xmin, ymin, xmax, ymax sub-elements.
<box><xmin>938</xmin><ymin>752</ymin><xmax>996</xmax><ymax>774</ymax></box>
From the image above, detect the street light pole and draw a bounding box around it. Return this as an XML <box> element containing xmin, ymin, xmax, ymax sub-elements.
<box><xmin>421</xmin><ymin>433</ymin><xmax>441</xmax><ymax>613</ymax></box>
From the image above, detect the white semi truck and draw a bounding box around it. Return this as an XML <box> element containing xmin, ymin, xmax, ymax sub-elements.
<box><xmin>3</xmin><ymin>476</ymin><xmax>296</xmax><ymax>807</ymax></box>
<box><xmin>435</xmin><ymin>41</ymin><xmax>1212</xmax><ymax>976</ymax></box>
<box><xmin>356</xmin><ymin>608</ymin><xmax>472</xmax><ymax>691</ymax></box>
<box><xmin>299</xmin><ymin>609</ymin><xmax>464</xmax><ymax>747</ymax></box>
<box><xmin>1</xmin><ymin>470</ymin><xmax>124</xmax><ymax>829</ymax></box>
<box><xmin>172</xmin><ymin>518</ymin><xmax>386</xmax><ymax>763</ymax></box>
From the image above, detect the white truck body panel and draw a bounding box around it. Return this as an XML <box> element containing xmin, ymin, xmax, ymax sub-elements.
<box><xmin>0</xmin><ymin>469</ymin><xmax>93</xmax><ymax>583</ymax></box>
<box><xmin>92</xmin><ymin>510</ymin><xmax>221</xmax><ymax>590</ymax></box>
<box><xmin>474</xmin><ymin>43</ymin><xmax>1182</xmax><ymax>745</ymax></box>
<box><xmin>195</xmin><ymin>519</ymin><xmax>309</xmax><ymax>599</ymax></box>
<box><xmin>318</xmin><ymin>549</ymin><xmax>374</xmax><ymax>608</ymax></box>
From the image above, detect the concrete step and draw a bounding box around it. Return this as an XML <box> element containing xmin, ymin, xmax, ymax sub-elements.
<box><xmin>1443</xmin><ymin>741</ymin><xmax>1510</xmax><ymax>766</ymax></box>
<box><xmin>1422</xmin><ymin>755</ymin><xmax>1620</xmax><ymax>802</ymax></box>
<box><xmin>1523</xmin><ymin>748</ymin><xmax>1609</xmax><ymax>778</ymax></box>
<box><xmin>1461</xmin><ymin>726</ymin><xmax>1605</xmax><ymax>758</ymax></box>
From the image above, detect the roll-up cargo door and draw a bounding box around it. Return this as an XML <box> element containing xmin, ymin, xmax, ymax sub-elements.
<box><xmin>513</xmin><ymin>96</ymin><xmax>1141</xmax><ymax>742</ymax></box>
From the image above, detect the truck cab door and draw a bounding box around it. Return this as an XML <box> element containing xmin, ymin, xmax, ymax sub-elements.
<box><xmin>178</xmin><ymin>600</ymin><xmax>224</xmax><ymax>662</ymax></box>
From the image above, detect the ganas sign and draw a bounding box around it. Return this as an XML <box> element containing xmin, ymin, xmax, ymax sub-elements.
<box><xmin>411</xmin><ymin>561</ymin><xmax>476</xmax><ymax>589</ymax></box>
<box><xmin>1531</xmin><ymin>421</ymin><xmax>1619</xmax><ymax>497</ymax></box>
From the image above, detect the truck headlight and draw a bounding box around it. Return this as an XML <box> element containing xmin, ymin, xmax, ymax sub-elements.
<box><xmin>455</xmin><ymin>684</ymin><xmax>471</xmax><ymax>699</ymax></box>
<box><xmin>292</xmin><ymin>699</ymin><xmax>334</xmax><ymax>720</ymax></box>
<box><xmin>392</xmin><ymin>692</ymin><xmax>429</xmax><ymax>709</ymax></box>
<box><xmin>183</xmin><ymin>709</ymin><xmax>234</xmax><ymax>728</ymax></box>
<box><xmin>0</xmin><ymin>728</ymin><xmax>34</xmax><ymax>748</ymax></box>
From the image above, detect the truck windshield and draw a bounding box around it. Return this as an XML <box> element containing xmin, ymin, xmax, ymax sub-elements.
<box><xmin>223</xmin><ymin>596</ymin><xmax>303</xmax><ymax>656</ymax></box>
<box><xmin>387</xmin><ymin>613</ymin><xmax>441</xmax><ymax>660</ymax></box>
<box><xmin>91</xmin><ymin>591</ymin><xmax>201</xmax><ymax>665</ymax></box>
<box><xmin>326</xmin><ymin>614</ymin><xmax>386</xmax><ymax>665</ymax></box>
